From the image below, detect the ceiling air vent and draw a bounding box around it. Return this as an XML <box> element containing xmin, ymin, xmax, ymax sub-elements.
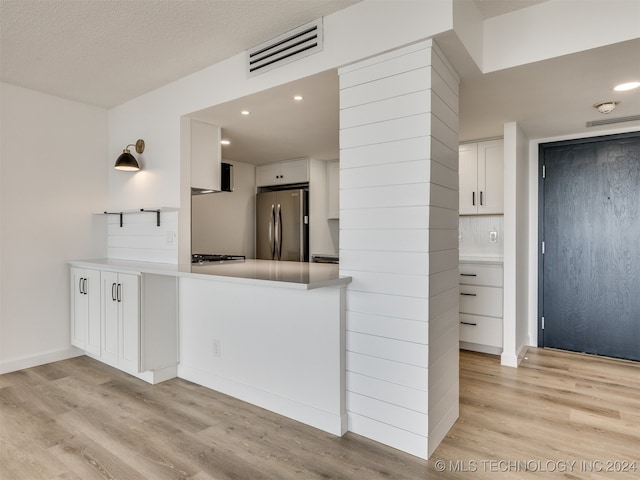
<box><xmin>586</xmin><ymin>114</ymin><xmax>640</xmax><ymax>127</ymax></box>
<box><xmin>247</xmin><ymin>19</ymin><xmax>323</xmax><ymax>77</ymax></box>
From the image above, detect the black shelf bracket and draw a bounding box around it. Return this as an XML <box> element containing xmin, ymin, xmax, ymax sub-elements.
<box><xmin>140</xmin><ymin>208</ymin><xmax>161</xmax><ymax>227</ymax></box>
<box><xmin>104</xmin><ymin>211</ymin><xmax>124</xmax><ymax>227</ymax></box>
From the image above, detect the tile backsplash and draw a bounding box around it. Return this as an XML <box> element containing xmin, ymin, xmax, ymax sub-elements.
<box><xmin>459</xmin><ymin>215</ymin><xmax>503</xmax><ymax>257</ymax></box>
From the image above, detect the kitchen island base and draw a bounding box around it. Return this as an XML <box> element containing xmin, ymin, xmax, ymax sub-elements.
<box><xmin>179</xmin><ymin>276</ymin><xmax>347</xmax><ymax>436</ymax></box>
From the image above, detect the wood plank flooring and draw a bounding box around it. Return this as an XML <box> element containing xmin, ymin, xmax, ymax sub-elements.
<box><xmin>1</xmin><ymin>348</ymin><xmax>638</xmax><ymax>479</ymax></box>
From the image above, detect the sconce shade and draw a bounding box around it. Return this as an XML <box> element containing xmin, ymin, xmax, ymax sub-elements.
<box><xmin>114</xmin><ymin>139</ymin><xmax>144</xmax><ymax>171</ymax></box>
<box><xmin>114</xmin><ymin>151</ymin><xmax>140</xmax><ymax>171</ymax></box>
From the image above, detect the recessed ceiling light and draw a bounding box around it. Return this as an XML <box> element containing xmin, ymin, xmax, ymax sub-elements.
<box><xmin>614</xmin><ymin>81</ymin><xmax>640</xmax><ymax>92</ymax></box>
<box><xmin>293</xmin><ymin>95</ymin><xmax>303</xmax><ymax>101</ymax></box>
<box><xmin>220</xmin><ymin>140</ymin><xmax>231</xmax><ymax>145</ymax></box>
<box><xmin>241</xmin><ymin>110</ymin><xmax>250</xmax><ymax>115</ymax></box>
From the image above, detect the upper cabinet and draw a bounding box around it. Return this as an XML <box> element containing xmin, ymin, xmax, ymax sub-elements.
<box><xmin>459</xmin><ymin>139</ymin><xmax>504</xmax><ymax>215</ymax></box>
<box><xmin>256</xmin><ymin>158</ymin><xmax>309</xmax><ymax>187</ymax></box>
<box><xmin>187</xmin><ymin>118</ymin><xmax>222</xmax><ymax>193</ymax></box>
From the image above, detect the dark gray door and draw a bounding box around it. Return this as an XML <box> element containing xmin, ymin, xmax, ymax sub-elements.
<box><xmin>540</xmin><ymin>133</ymin><xmax>640</xmax><ymax>361</ymax></box>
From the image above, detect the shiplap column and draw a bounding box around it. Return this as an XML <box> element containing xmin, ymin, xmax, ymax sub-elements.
<box><xmin>339</xmin><ymin>40</ymin><xmax>459</xmax><ymax>459</ymax></box>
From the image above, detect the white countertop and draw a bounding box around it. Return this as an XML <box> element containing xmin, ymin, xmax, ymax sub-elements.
<box><xmin>459</xmin><ymin>255</ymin><xmax>504</xmax><ymax>265</ymax></box>
<box><xmin>68</xmin><ymin>258</ymin><xmax>351</xmax><ymax>290</ymax></box>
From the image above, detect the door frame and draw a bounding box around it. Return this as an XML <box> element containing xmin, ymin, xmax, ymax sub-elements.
<box><xmin>537</xmin><ymin>130</ymin><xmax>640</xmax><ymax>347</ymax></box>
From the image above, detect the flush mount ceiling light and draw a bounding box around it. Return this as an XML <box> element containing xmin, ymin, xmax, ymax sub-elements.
<box><xmin>614</xmin><ymin>81</ymin><xmax>640</xmax><ymax>92</ymax></box>
<box><xmin>241</xmin><ymin>110</ymin><xmax>250</xmax><ymax>115</ymax></box>
<box><xmin>221</xmin><ymin>139</ymin><xmax>231</xmax><ymax>145</ymax></box>
<box><xmin>593</xmin><ymin>101</ymin><xmax>619</xmax><ymax>114</ymax></box>
<box><xmin>293</xmin><ymin>95</ymin><xmax>303</xmax><ymax>101</ymax></box>
<box><xmin>114</xmin><ymin>139</ymin><xmax>144</xmax><ymax>171</ymax></box>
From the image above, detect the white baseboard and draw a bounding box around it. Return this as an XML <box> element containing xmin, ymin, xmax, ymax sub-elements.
<box><xmin>178</xmin><ymin>363</ymin><xmax>347</xmax><ymax>436</ymax></box>
<box><xmin>0</xmin><ymin>347</ymin><xmax>84</xmax><ymax>374</ymax></box>
<box><xmin>501</xmin><ymin>336</ymin><xmax>530</xmax><ymax>367</ymax></box>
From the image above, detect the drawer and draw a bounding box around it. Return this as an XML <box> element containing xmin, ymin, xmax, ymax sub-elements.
<box><xmin>460</xmin><ymin>314</ymin><xmax>503</xmax><ymax>347</ymax></box>
<box><xmin>459</xmin><ymin>264</ymin><xmax>503</xmax><ymax>287</ymax></box>
<box><xmin>459</xmin><ymin>285</ymin><xmax>502</xmax><ymax>317</ymax></box>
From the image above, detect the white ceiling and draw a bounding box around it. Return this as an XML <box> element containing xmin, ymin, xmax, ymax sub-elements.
<box><xmin>2</xmin><ymin>0</ymin><xmax>639</xmax><ymax>165</ymax></box>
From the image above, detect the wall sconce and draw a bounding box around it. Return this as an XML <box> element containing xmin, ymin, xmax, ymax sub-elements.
<box><xmin>114</xmin><ymin>139</ymin><xmax>145</xmax><ymax>171</ymax></box>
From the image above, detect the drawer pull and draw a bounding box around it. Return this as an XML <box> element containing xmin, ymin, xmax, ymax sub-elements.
<box><xmin>460</xmin><ymin>293</ymin><xmax>477</xmax><ymax>296</ymax></box>
<box><xmin>461</xmin><ymin>321</ymin><xmax>477</xmax><ymax>326</ymax></box>
<box><xmin>460</xmin><ymin>273</ymin><xmax>477</xmax><ymax>277</ymax></box>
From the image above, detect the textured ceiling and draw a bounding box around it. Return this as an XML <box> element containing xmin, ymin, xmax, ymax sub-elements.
<box><xmin>0</xmin><ymin>0</ymin><xmax>361</xmax><ymax>108</ymax></box>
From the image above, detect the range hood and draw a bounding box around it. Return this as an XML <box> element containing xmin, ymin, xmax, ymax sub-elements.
<box><xmin>192</xmin><ymin>163</ymin><xmax>233</xmax><ymax>194</ymax></box>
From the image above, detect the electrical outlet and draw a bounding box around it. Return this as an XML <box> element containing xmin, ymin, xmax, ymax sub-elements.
<box><xmin>212</xmin><ymin>339</ymin><xmax>221</xmax><ymax>357</ymax></box>
<box><xmin>166</xmin><ymin>231</ymin><xmax>176</xmax><ymax>245</ymax></box>
<box><xmin>489</xmin><ymin>231</ymin><xmax>498</xmax><ymax>243</ymax></box>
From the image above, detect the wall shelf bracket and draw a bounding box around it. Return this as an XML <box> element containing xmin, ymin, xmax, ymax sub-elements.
<box><xmin>140</xmin><ymin>208</ymin><xmax>161</xmax><ymax>227</ymax></box>
<box><xmin>104</xmin><ymin>211</ymin><xmax>124</xmax><ymax>227</ymax></box>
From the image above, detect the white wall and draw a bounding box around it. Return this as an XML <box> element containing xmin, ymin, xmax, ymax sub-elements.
<box><xmin>459</xmin><ymin>215</ymin><xmax>503</xmax><ymax>257</ymax></box>
<box><xmin>483</xmin><ymin>0</ymin><xmax>640</xmax><ymax>72</ymax></box>
<box><xmin>338</xmin><ymin>40</ymin><xmax>459</xmax><ymax>459</ymax></box>
<box><xmin>0</xmin><ymin>83</ymin><xmax>108</xmax><ymax>373</ymax></box>
<box><xmin>191</xmin><ymin>160</ymin><xmax>256</xmax><ymax>258</ymax></box>
<box><xmin>502</xmin><ymin>122</ymin><xmax>529</xmax><ymax>367</ymax></box>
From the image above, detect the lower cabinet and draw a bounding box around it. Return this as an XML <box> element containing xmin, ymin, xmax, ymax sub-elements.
<box><xmin>69</xmin><ymin>265</ymin><xmax>178</xmax><ymax>382</ymax></box>
<box><xmin>459</xmin><ymin>262</ymin><xmax>503</xmax><ymax>354</ymax></box>
<box><xmin>70</xmin><ymin>267</ymin><xmax>101</xmax><ymax>356</ymax></box>
<box><xmin>100</xmin><ymin>271</ymin><xmax>140</xmax><ymax>373</ymax></box>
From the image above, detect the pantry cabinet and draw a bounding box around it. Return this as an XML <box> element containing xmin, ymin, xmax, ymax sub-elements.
<box><xmin>459</xmin><ymin>261</ymin><xmax>503</xmax><ymax>354</ymax></box>
<box><xmin>70</xmin><ymin>267</ymin><xmax>101</xmax><ymax>355</ymax></box>
<box><xmin>459</xmin><ymin>139</ymin><xmax>504</xmax><ymax>215</ymax></box>
<box><xmin>256</xmin><ymin>158</ymin><xmax>309</xmax><ymax>187</ymax></box>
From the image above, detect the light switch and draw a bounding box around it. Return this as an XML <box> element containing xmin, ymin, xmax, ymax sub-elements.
<box><xmin>489</xmin><ymin>231</ymin><xmax>498</xmax><ymax>243</ymax></box>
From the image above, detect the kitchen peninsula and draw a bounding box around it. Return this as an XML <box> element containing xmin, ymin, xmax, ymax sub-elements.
<box><xmin>68</xmin><ymin>257</ymin><xmax>351</xmax><ymax>436</ymax></box>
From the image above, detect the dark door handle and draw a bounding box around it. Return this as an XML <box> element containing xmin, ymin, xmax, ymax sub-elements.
<box><xmin>112</xmin><ymin>283</ymin><xmax>117</xmax><ymax>301</ymax></box>
<box><xmin>480</xmin><ymin>191</ymin><xmax>484</xmax><ymax>205</ymax></box>
<box><xmin>472</xmin><ymin>191</ymin><xmax>475</xmax><ymax>206</ymax></box>
<box><xmin>117</xmin><ymin>283</ymin><xmax>122</xmax><ymax>303</ymax></box>
<box><xmin>79</xmin><ymin>278</ymin><xmax>84</xmax><ymax>294</ymax></box>
<box><xmin>461</xmin><ymin>321</ymin><xmax>477</xmax><ymax>326</ymax></box>
<box><xmin>460</xmin><ymin>273</ymin><xmax>477</xmax><ymax>277</ymax></box>
<box><xmin>83</xmin><ymin>278</ymin><xmax>88</xmax><ymax>295</ymax></box>
<box><xmin>460</xmin><ymin>293</ymin><xmax>477</xmax><ymax>296</ymax></box>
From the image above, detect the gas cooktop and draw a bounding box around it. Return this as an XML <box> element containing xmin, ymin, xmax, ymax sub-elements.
<box><xmin>191</xmin><ymin>254</ymin><xmax>246</xmax><ymax>264</ymax></box>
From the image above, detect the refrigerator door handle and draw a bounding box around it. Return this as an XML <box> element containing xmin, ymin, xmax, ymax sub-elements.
<box><xmin>269</xmin><ymin>204</ymin><xmax>276</xmax><ymax>260</ymax></box>
<box><xmin>276</xmin><ymin>203</ymin><xmax>283</xmax><ymax>260</ymax></box>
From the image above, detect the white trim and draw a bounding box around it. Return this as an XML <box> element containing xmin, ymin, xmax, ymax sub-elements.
<box><xmin>178</xmin><ymin>364</ymin><xmax>347</xmax><ymax>436</ymax></box>
<box><xmin>0</xmin><ymin>347</ymin><xmax>84</xmax><ymax>374</ymax></box>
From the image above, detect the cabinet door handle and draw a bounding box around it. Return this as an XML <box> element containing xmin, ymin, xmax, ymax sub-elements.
<box><xmin>460</xmin><ymin>273</ymin><xmax>477</xmax><ymax>277</ymax></box>
<box><xmin>460</xmin><ymin>292</ymin><xmax>477</xmax><ymax>296</ymax></box>
<box><xmin>117</xmin><ymin>283</ymin><xmax>122</xmax><ymax>303</ymax></box>
<box><xmin>472</xmin><ymin>191</ymin><xmax>475</xmax><ymax>206</ymax></box>
<box><xmin>83</xmin><ymin>278</ymin><xmax>88</xmax><ymax>295</ymax></box>
<box><xmin>480</xmin><ymin>191</ymin><xmax>484</xmax><ymax>206</ymax></box>
<box><xmin>112</xmin><ymin>283</ymin><xmax>117</xmax><ymax>301</ymax></box>
<box><xmin>79</xmin><ymin>278</ymin><xmax>84</xmax><ymax>294</ymax></box>
<box><xmin>461</xmin><ymin>321</ymin><xmax>477</xmax><ymax>326</ymax></box>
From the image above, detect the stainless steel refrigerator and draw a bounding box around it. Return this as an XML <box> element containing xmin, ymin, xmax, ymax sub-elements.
<box><xmin>256</xmin><ymin>189</ymin><xmax>308</xmax><ymax>261</ymax></box>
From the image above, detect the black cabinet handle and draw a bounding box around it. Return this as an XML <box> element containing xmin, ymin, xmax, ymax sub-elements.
<box><xmin>460</xmin><ymin>293</ymin><xmax>477</xmax><ymax>296</ymax></box>
<box><xmin>112</xmin><ymin>283</ymin><xmax>117</xmax><ymax>301</ymax></box>
<box><xmin>117</xmin><ymin>283</ymin><xmax>122</xmax><ymax>303</ymax></box>
<box><xmin>79</xmin><ymin>278</ymin><xmax>84</xmax><ymax>294</ymax></box>
<box><xmin>460</xmin><ymin>273</ymin><xmax>477</xmax><ymax>277</ymax></box>
<box><xmin>83</xmin><ymin>278</ymin><xmax>88</xmax><ymax>295</ymax></box>
<box><xmin>472</xmin><ymin>191</ymin><xmax>475</xmax><ymax>206</ymax></box>
<box><xmin>461</xmin><ymin>321</ymin><xmax>477</xmax><ymax>326</ymax></box>
<box><xmin>480</xmin><ymin>191</ymin><xmax>484</xmax><ymax>205</ymax></box>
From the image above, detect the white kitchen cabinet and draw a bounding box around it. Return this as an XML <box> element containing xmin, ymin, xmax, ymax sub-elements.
<box><xmin>101</xmin><ymin>271</ymin><xmax>140</xmax><ymax>373</ymax></box>
<box><xmin>327</xmin><ymin>160</ymin><xmax>339</xmax><ymax>219</ymax></box>
<box><xmin>256</xmin><ymin>158</ymin><xmax>309</xmax><ymax>187</ymax></box>
<box><xmin>459</xmin><ymin>262</ymin><xmax>503</xmax><ymax>354</ymax></box>
<box><xmin>69</xmin><ymin>263</ymin><xmax>179</xmax><ymax>383</ymax></box>
<box><xmin>188</xmin><ymin>118</ymin><xmax>222</xmax><ymax>193</ymax></box>
<box><xmin>459</xmin><ymin>139</ymin><xmax>503</xmax><ymax>215</ymax></box>
<box><xmin>70</xmin><ymin>267</ymin><xmax>101</xmax><ymax>355</ymax></box>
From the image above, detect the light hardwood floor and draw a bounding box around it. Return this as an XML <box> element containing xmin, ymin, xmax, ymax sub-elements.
<box><xmin>1</xmin><ymin>348</ymin><xmax>638</xmax><ymax>479</ymax></box>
